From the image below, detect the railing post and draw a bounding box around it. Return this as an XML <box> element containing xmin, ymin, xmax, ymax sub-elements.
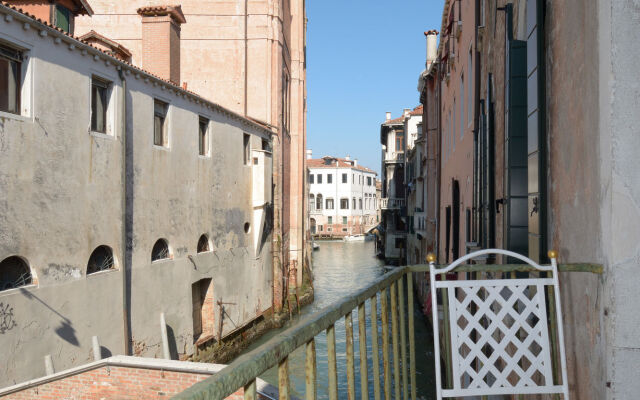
<box><xmin>244</xmin><ymin>379</ymin><xmax>257</xmax><ymax>400</ymax></box>
<box><xmin>398</xmin><ymin>275</ymin><xmax>408</xmax><ymax>400</ymax></box>
<box><xmin>391</xmin><ymin>281</ymin><xmax>401</xmax><ymax>400</ymax></box>
<box><xmin>306</xmin><ymin>338</ymin><xmax>317</xmax><ymax>400</ymax></box>
<box><xmin>327</xmin><ymin>324</ymin><xmax>338</xmax><ymax>400</ymax></box>
<box><xmin>358</xmin><ymin>303</ymin><xmax>369</xmax><ymax>400</ymax></box>
<box><xmin>381</xmin><ymin>288</ymin><xmax>391</xmax><ymax>400</ymax></box>
<box><xmin>407</xmin><ymin>272</ymin><xmax>417</xmax><ymax>400</ymax></box>
<box><xmin>442</xmin><ymin>278</ymin><xmax>453</xmax><ymax>389</ymax></box>
<box><xmin>346</xmin><ymin>312</ymin><xmax>356</xmax><ymax>400</ymax></box>
<box><xmin>370</xmin><ymin>294</ymin><xmax>381</xmax><ymax>400</ymax></box>
<box><xmin>279</xmin><ymin>356</ymin><xmax>289</xmax><ymax>400</ymax></box>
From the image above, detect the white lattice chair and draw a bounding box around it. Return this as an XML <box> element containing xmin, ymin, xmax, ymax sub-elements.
<box><xmin>428</xmin><ymin>249</ymin><xmax>569</xmax><ymax>399</ymax></box>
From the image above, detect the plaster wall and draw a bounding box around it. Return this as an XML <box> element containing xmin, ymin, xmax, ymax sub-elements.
<box><xmin>0</xmin><ymin>7</ymin><xmax>272</xmax><ymax>387</ymax></box>
<box><xmin>438</xmin><ymin>0</ymin><xmax>476</xmax><ymax>262</ymax></box>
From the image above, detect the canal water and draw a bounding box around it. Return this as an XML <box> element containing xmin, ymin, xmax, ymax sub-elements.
<box><xmin>241</xmin><ymin>240</ymin><xmax>436</xmax><ymax>399</ymax></box>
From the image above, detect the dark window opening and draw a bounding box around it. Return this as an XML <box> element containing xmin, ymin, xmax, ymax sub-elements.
<box><xmin>262</xmin><ymin>138</ymin><xmax>270</xmax><ymax>151</ymax></box>
<box><xmin>199</xmin><ymin>117</ymin><xmax>209</xmax><ymax>156</ymax></box>
<box><xmin>340</xmin><ymin>198</ymin><xmax>349</xmax><ymax>209</ymax></box>
<box><xmin>0</xmin><ymin>44</ymin><xmax>22</xmax><ymax>115</ymax></box>
<box><xmin>327</xmin><ymin>174</ymin><xmax>333</xmax><ymax>184</ymax></box>
<box><xmin>154</xmin><ymin>99</ymin><xmax>168</xmax><ymax>147</ymax></box>
<box><xmin>317</xmin><ymin>174</ymin><xmax>323</xmax><ymax>184</ymax></box>
<box><xmin>151</xmin><ymin>239</ymin><xmax>170</xmax><ymax>262</ymax></box>
<box><xmin>326</xmin><ymin>198</ymin><xmax>334</xmax><ymax>209</ymax></box>
<box><xmin>316</xmin><ymin>194</ymin><xmax>323</xmax><ymax>210</ymax></box>
<box><xmin>192</xmin><ymin>278</ymin><xmax>214</xmax><ymax>343</ymax></box>
<box><xmin>243</xmin><ymin>133</ymin><xmax>251</xmax><ymax>165</ymax></box>
<box><xmin>197</xmin><ymin>235</ymin><xmax>210</xmax><ymax>253</ymax></box>
<box><xmin>244</xmin><ymin>222</ymin><xmax>251</xmax><ymax>233</ymax></box>
<box><xmin>91</xmin><ymin>77</ymin><xmax>110</xmax><ymax>133</ymax></box>
<box><xmin>342</xmin><ymin>173</ymin><xmax>347</xmax><ymax>183</ymax></box>
<box><xmin>87</xmin><ymin>245</ymin><xmax>115</xmax><ymax>274</ymax></box>
<box><xmin>0</xmin><ymin>256</ymin><xmax>32</xmax><ymax>291</ymax></box>
<box><xmin>309</xmin><ymin>174</ymin><xmax>314</xmax><ymax>184</ymax></box>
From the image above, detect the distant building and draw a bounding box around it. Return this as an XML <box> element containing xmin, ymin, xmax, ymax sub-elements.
<box><xmin>307</xmin><ymin>152</ymin><xmax>378</xmax><ymax>238</ymax></box>
<box><xmin>379</xmin><ymin>106</ymin><xmax>422</xmax><ymax>263</ymax></box>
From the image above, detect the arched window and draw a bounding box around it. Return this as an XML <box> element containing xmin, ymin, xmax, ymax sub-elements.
<box><xmin>151</xmin><ymin>239</ymin><xmax>170</xmax><ymax>262</ymax></box>
<box><xmin>309</xmin><ymin>194</ymin><xmax>315</xmax><ymax>211</ymax></box>
<box><xmin>87</xmin><ymin>246</ymin><xmax>115</xmax><ymax>274</ymax></box>
<box><xmin>316</xmin><ymin>194</ymin><xmax>323</xmax><ymax>210</ymax></box>
<box><xmin>197</xmin><ymin>235</ymin><xmax>210</xmax><ymax>253</ymax></box>
<box><xmin>0</xmin><ymin>256</ymin><xmax>32</xmax><ymax>291</ymax></box>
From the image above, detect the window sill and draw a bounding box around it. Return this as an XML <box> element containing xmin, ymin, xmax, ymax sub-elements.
<box><xmin>0</xmin><ymin>111</ymin><xmax>30</xmax><ymax>122</ymax></box>
<box><xmin>153</xmin><ymin>145</ymin><xmax>170</xmax><ymax>152</ymax></box>
<box><xmin>90</xmin><ymin>131</ymin><xmax>116</xmax><ymax>140</ymax></box>
<box><xmin>151</xmin><ymin>258</ymin><xmax>172</xmax><ymax>264</ymax></box>
<box><xmin>0</xmin><ymin>283</ymin><xmax>37</xmax><ymax>297</ymax></box>
<box><xmin>198</xmin><ymin>154</ymin><xmax>211</xmax><ymax>160</ymax></box>
<box><xmin>86</xmin><ymin>268</ymin><xmax>119</xmax><ymax>278</ymax></box>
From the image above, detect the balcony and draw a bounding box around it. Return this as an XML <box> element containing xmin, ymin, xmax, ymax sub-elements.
<box><xmin>384</xmin><ymin>151</ymin><xmax>405</xmax><ymax>164</ymax></box>
<box><xmin>381</xmin><ymin>197</ymin><xmax>406</xmax><ymax>210</ymax></box>
<box><xmin>175</xmin><ymin>256</ymin><xmax>603</xmax><ymax>400</ymax></box>
<box><xmin>309</xmin><ymin>207</ymin><xmax>322</xmax><ymax>215</ymax></box>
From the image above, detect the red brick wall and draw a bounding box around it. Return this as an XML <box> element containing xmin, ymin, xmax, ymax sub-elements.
<box><xmin>141</xmin><ymin>15</ymin><xmax>181</xmax><ymax>84</ymax></box>
<box><xmin>3</xmin><ymin>366</ymin><xmax>244</xmax><ymax>400</ymax></box>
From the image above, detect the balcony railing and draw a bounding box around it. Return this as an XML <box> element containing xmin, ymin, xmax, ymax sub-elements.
<box><xmin>174</xmin><ymin>260</ymin><xmax>602</xmax><ymax>400</ymax></box>
<box><xmin>384</xmin><ymin>151</ymin><xmax>404</xmax><ymax>164</ymax></box>
<box><xmin>381</xmin><ymin>197</ymin><xmax>405</xmax><ymax>210</ymax></box>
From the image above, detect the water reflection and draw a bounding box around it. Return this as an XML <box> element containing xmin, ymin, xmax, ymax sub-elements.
<box><xmin>241</xmin><ymin>240</ymin><xmax>435</xmax><ymax>399</ymax></box>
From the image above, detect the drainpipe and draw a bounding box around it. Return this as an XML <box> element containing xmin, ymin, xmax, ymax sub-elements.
<box><xmin>118</xmin><ymin>68</ymin><xmax>130</xmax><ymax>355</ymax></box>
<box><xmin>435</xmin><ymin>65</ymin><xmax>442</xmax><ymax>262</ymax></box>
<box><xmin>244</xmin><ymin>0</ymin><xmax>248</xmax><ymax>116</ymax></box>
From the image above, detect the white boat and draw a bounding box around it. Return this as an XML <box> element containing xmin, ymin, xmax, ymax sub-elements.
<box><xmin>312</xmin><ymin>242</ymin><xmax>320</xmax><ymax>251</ymax></box>
<box><xmin>343</xmin><ymin>234</ymin><xmax>372</xmax><ymax>242</ymax></box>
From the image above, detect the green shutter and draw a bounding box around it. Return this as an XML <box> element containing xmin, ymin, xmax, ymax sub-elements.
<box><xmin>55</xmin><ymin>5</ymin><xmax>70</xmax><ymax>33</ymax></box>
<box><xmin>504</xmin><ymin>4</ymin><xmax>528</xmax><ymax>261</ymax></box>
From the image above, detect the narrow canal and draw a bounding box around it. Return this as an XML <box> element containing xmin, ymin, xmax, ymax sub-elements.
<box><xmin>241</xmin><ymin>240</ymin><xmax>436</xmax><ymax>399</ymax></box>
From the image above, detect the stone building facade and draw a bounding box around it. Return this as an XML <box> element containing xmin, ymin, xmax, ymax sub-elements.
<box><xmin>0</xmin><ymin>2</ymin><xmax>273</xmax><ymax>387</ymax></box>
<box><xmin>73</xmin><ymin>0</ymin><xmax>308</xmax><ymax>309</ymax></box>
<box><xmin>415</xmin><ymin>0</ymin><xmax>640</xmax><ymax>398</ymax></box>
<box><xmin>307</xmin><ymin>154</ymin><xmax>378</xmax><ymax>238</ymax></box>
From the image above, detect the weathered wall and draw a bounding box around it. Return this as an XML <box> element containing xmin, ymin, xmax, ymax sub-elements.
<box><xmin>0</xmin><ymin>5</ymin><xmax>272</xmax><ymax>388</ymax></box>
<box><xmin>599</xmin><ymin>1</ymin><xmax>640</xmax><ymax>398</ymax></box>
<box><xmin>545</xmin><ymin>1</ymin><xmax>605</xmax><ymax>399</ymax></box>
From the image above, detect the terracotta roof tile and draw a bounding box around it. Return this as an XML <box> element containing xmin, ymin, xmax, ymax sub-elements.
<box><xmin>136</xmin><ymin>5</ymin><xmax>186</xmax><ymax>24</ymax></box>
<box><xmin>382</xmin><ymin>105</ymin><xmax>423</xmax><ymax>125</ymax></box>
<box><xmin>307</xmin><ymin>157</ymin><xmax>377</xmax><ymax>175</ymax></box>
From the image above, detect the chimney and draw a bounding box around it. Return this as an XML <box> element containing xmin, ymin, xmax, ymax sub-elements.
<box><xmin>425</xmin><ymin>30</ymin><xmax>439</xmax><ymax>68</ymax></box>
<box><xmin>385</xmin><ymin>112</ymin><xmax>391</xmax><ymax>121</ymax></box>
<box><xmin>354</xmin><ymin>159</ymin><xmax>358</xmax><ymax>167</ymax></box>
<box><xmin>345</xmin><ymin>155</ymin><xmax>351</xmax><ymax>161</ymax></box>
<box><xmin>404</xmin><ymin>108</ymin><xmax>411</xmax><ymax>117</ymax></box>
<box><xmin>306</xmin><ymin>149</ymin><xmax>312</xmax><ymax>160</ymax></box>
<box><xmin>137</xmin><ymin>5</ymin><xmax>186</xmax><ymax>84</ymax></box>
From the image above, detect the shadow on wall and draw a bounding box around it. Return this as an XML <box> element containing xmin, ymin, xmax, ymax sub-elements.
<box><xmin>19</xmin><ymin>288</ymin><xmax>79</xmax><ymax>346</ymax></box>
<box><xmin>166</xmin><ymin>324</ymin><xmax>179</xmax><ymax>360</ymax></box>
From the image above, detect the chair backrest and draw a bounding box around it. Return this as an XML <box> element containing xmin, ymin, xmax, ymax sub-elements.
<box><xmin>429</xmin><ymin>249</ymin><xmax>569</xmax><ymax>399</ymax></box>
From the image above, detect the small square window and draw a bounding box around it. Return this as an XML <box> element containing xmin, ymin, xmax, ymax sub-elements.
<box><xmin>0</xmin><ymin>44</ymin><xmax>22</xmax><ymax>115</ymax></box>
<box><xmin>154</xmin><ymin>99</ymin><xmax>168</xmax><ymax>147</ymax></box>
<box><xmin>342</xmin><ymin>216</ymin><xmax>347</xmax><ymax>225</ymax></box>
<box><xmin>91</xmin><ymin>77</ymin><xmax>110</xmax><ymax>134</ymax></box>
<box><xmin>328</xmin><ymin>216</ymin><xmax>333</xmax><ymax>224</ymax></box>
<box><xmin>199</xmin><ymin>116</ymin><xmax>209</xmax><ymax>156</ymax></box>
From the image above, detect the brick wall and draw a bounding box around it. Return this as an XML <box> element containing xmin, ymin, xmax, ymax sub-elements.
<box><xmin>141</xmin><ymin>15</ymin><xmax>181</xmax><ymax>84</ymax></box>
<box><xmin>3</xmin><ymin>366</ymin><xmax>244</xmax><ymax>400</ymax></box>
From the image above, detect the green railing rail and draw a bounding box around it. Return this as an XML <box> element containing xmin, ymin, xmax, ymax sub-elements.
<box><xmin>173</xmin><ymin>262</ymin><xmax>602</xmax><ymax>400</ymax></box>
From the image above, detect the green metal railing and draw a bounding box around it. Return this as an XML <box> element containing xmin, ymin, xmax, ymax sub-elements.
<box><xmin>173</xmin><ymin>262</ymin><xmax>601</xmax><ymax>400</ymax></box>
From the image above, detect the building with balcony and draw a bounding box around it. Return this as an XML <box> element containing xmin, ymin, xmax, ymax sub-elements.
<box><xmin>307</xmin><ymin>152</ymin><xmax>378</xmax><ymax>238</ymax></box>
<box><xmin>380</xmin><ymin>107</ymin><xmax>421</xmax><ymax>263</ymax></box>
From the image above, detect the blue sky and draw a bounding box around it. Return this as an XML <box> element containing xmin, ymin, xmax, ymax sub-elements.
<box><xmin>306</xmin><ymin>0</ymin><xmax>444</xmax><ymax>175</ymax></box>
